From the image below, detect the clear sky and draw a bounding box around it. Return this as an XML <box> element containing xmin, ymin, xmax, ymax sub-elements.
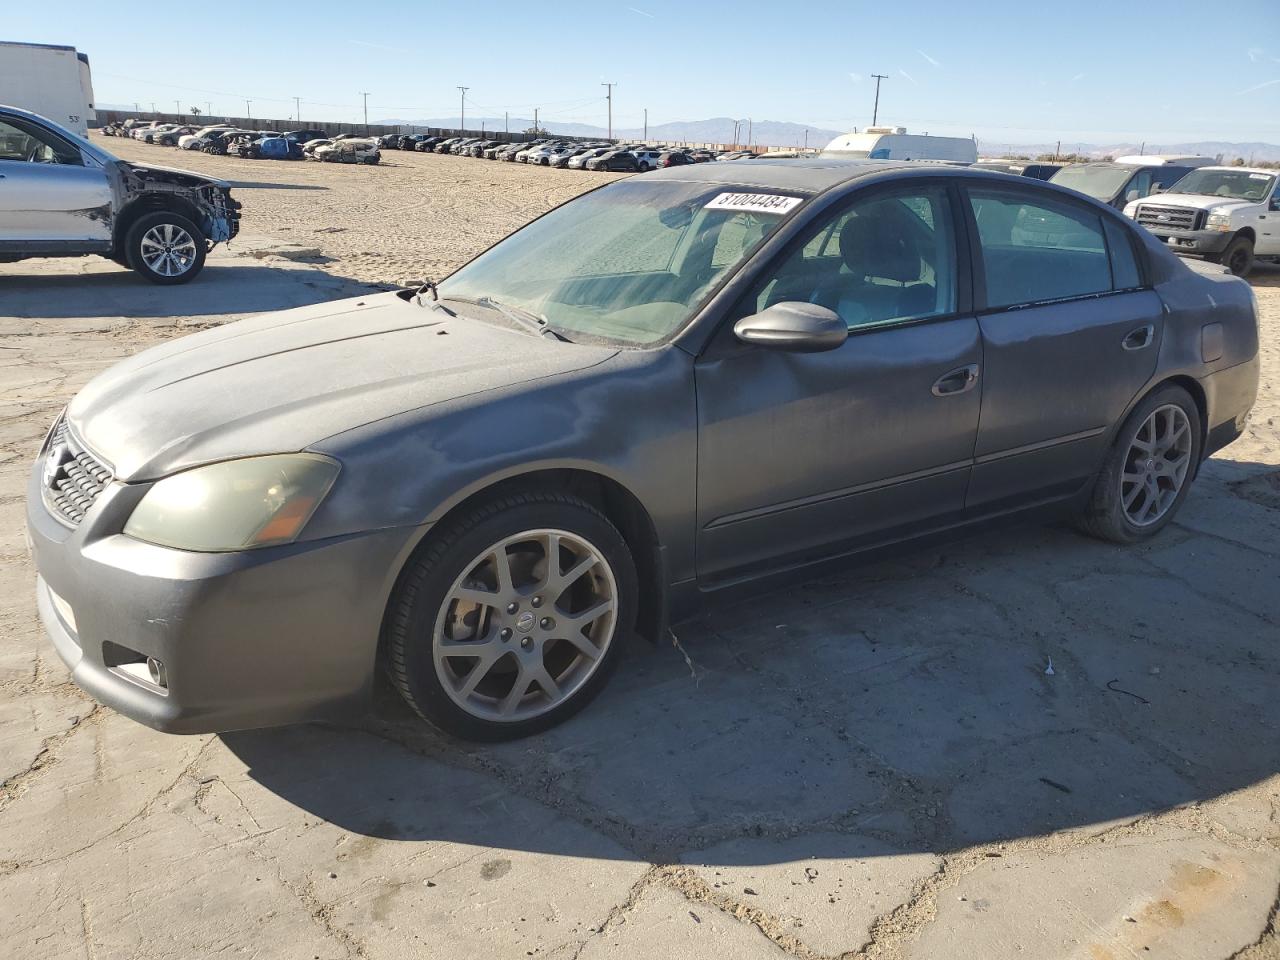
<box><xmin>7</xmin><ymin>1</ymin><xmax>1280</xmax><ymax>144</ymax></box>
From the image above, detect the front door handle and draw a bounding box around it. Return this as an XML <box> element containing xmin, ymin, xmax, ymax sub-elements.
<box><xmin>1122</xmin><ymin>324</ymin><xmax>1155</xmax><ymax>351</ymax></box>
<box><xmin>932</xmin><ymin>364</ymin><xmax>980</xmax><ymax>397</ymax></box>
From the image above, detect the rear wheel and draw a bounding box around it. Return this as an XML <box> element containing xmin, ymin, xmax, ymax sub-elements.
<box><xmin>125</xmin><ymin>211</ymin><xmax>206</xmax><ymax>285</ymax></box>
<box><xmin>1074</xmin><ymin>385</ymin><xmax>1201</xmax><ymax>543</ymax></box>
<box><xmin>385</xmin><ymin>493</ymin><xmax>637</xmax><ymax>740</ymax></box>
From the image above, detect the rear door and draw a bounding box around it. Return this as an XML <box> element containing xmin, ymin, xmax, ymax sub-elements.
<box><xmin>0</xmin><ymin>114</ymin><xmax>111</xmax><ymax>246</ymax></box>
<box><xmin>962</xmin><ymin>184</ymin><xmax>1164</xmax><ymax>509</ymax></box>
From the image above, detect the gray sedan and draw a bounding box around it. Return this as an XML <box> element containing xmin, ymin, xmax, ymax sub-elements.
<box><xmin>27</xmin><ymin>160</ymin><xmax>1260</xmax><ymax>740</ymax></box>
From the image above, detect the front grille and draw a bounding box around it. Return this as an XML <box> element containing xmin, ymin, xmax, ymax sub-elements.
<box><xmin>43</xmin><ymin>420</ymin><xmax>113</xmax><ymax>526</ymax></box>
<box><xmin>1135</xmin><ymin>204</ymin><xmax>1203</xmax><ymax>232</ymax></box>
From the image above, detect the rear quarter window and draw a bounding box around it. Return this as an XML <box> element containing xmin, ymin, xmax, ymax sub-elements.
<box><xmin>1104</xmin><ymin>219</ymin><xmax>1143</xmax><ymax>290</ymax></box>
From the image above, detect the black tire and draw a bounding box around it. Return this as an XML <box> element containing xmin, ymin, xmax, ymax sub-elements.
<box><xmin>1220</xmin><ymin>235</ymin><xmax>1255</xmax><ymax>278</ymax></box>
<box><xmin>125</xmin><ymin>211</ymin><xmax>207</xmax><ymax>285</ymax></box>
<box><xmin>385</xmin><ymin>492</ymin><xmax>638</xmax><ymax>741</ymax></box>
<box><xmin>1074</xmin><ymin>384</ymin><xmax>1202</xmax><ymax>543</ymax></box>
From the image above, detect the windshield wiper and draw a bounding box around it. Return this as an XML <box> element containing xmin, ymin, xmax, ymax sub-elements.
<box><xmin>444</xmin><ymin>295</ymin><xmax>574</xmax><ymax>342</ymax></box>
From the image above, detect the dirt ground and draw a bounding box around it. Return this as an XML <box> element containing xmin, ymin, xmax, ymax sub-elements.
<box><xmin>1</xmin><ymin>134</ymin><xmax>1279</xmax><ymax>960</ymax></box>
<box><xmin>102</xmin><ymin>135</ymin><xmax>628</xmax><ymax>287</ymax></box>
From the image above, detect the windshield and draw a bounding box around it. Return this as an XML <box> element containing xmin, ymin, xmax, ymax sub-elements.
<box><xmin>1167</xmin><ymin>169</ymin><xmax>1276</xmax><ymax>201</ymax></box>
<box><xmin>1049</xmin><ymin>165</ymin><xmax>1133</xmax><ymax>201</ymax></box>
<box><xmin>439</xmin><ymin>179</ymin><xmax>806</xmax><ymax>345</ymax></box>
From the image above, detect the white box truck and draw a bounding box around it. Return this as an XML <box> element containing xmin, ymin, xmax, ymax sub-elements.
<box><xmin>822</xmin><ymin>126</ymin><xmax>977</xmax><ymax>164</ymax></box>
<box><xmin>0</xmin><ymin>41</ymin><xmax>95</xmax><ymax>137</ymax></box>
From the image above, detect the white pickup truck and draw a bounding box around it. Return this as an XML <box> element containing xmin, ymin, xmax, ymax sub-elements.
<box><xmin>1123</xmin><ymin>166</ymin><xmax>1279</xmax><ymax>277</ymax></box>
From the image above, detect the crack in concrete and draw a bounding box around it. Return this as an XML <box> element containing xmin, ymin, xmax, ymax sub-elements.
<box><xmin>0</xmin><ymin>703</ymin><xmax>102</xmax><ymax>813</ymax></box>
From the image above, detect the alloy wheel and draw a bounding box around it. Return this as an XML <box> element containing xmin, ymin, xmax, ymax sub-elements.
<box><xmin>1120</xmin><ymin>404</ymin><xmax>1193</xmax><ymax>526</ymax></box>
<box><xmin>140</xmin><ymin>223</ymin><xmax>198</xmax><ymax>277</ymax></box>
<box><xmin>432</xmin><ymin>528</ymin><xmax>618</xmax><ymax>722</ymax></box>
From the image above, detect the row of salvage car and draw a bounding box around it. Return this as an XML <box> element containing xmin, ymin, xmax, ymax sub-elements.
<box><xmin>377</xmin><ymin>133</ymin><xmax>770</xmax><ymax>171</ymax></box>
<box><xmin>102</xmin><ymin>119</ymin><xmax>381</xmax><ymax>164</ymax></box>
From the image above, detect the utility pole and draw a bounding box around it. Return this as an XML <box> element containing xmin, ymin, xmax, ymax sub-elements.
<box><xmin>804</xmin><ymin>128</ymin><xmax>808</xmax><ymax>149</ymax></box>
<box><xmin>643</xmin><ymin>108</ymin><xmax>647</xmax><ymax>141</ymax></box>
<box><xmin>505</xmin><ymin>111</ymin><xmax>508</xmax><ymax>134</ymax></box>
<box><xmin>732</xmin><ymin>120</ymin><xmax>740</xmax><ymax>145</ymax></box>
<box><xmin>1139</xmin><ymin>140</ymin><xmax>1145</xmax><ymax>156</ymax></box>
<box><xmin>360</xmin><ymin>92</ymin><xmax>370</xmax><ymax>131</ymax></box>
<box><xmin>456</xmin><ymin>86</ymin><xmax>468</xmax><ymax>131</ymax></box>
<box><xmin>150</xmin><ymin>102</ymin><xmax>156</xmax><ymax>114</ymax></box>
<box><xmin>174</xmin><ymin>100</ymin><xmax>181</xmax><ymax>116</ymax></box>
<box><xmin>601</xmin><ymin>82</ymin><xmax>615</xmax><ymax>140</ymax></box>
<box><xmin>747</xmin><ymin>117</ymin><xmax>752</xmax><ymax>145</ymax></box>
<box><xmin>294</xmin><ymin>97</ymin><xmax>301</xmax><ymax>124</ymax></box>
<box><xmin>205</xmin><ymin>101</ymin><xmax>212</xmax><ymax>116</ymax></box>
<box><xmin>1055</xmin><ymin>139</ymin><xmax>1061</xmax><ymax>160</ymax></box>
<box><xmin>245</xmin><ymin>100</ymin><xmax>251</xmax><ymax>120</ymax></box>
<box><xmin>871</xmin><ymin>73</ymin><xmax>888</xmax><ymax>126</ymax></box>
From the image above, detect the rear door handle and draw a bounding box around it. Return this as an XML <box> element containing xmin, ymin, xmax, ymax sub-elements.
<box><xmin>1122</xmin><ymin>324</ymin><xmax>1155</xmax><ymax>351</ymax></box>
<box><xmin>932</xmin><ymin>364</ymin><xmax>980</xmax><ymax>397</ymax></box>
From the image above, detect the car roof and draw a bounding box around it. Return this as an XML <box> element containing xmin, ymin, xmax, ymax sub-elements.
<box><xmin>1197</xmin><ymin>165</ymin><xmax>1276</xmax><ymax>176</ymax></box>
<box><xmin>641</xmin><ymin>158</ymin><xmax>962</xmax><ymax>193</ymax></box>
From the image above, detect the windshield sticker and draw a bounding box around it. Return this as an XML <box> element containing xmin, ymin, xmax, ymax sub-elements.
<box><xmin>1249</xmin><ymin>173</ymin><xmax>1270</xmax><ymax>180</ymax></box>
<box><xmin>704</xmin><ymin>193</ymin><xmax>804</xmax><ymax>215</ymax></box>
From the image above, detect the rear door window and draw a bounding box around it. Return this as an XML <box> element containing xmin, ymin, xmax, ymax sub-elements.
<box><xmin>967</xmin><ymin>189</ymin><xmax>1113</xmax><ymax>309</ymax></box>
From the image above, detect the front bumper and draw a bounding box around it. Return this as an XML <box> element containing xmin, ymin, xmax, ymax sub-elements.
<box><xmin>1146</xmin><ymin>227</ymin><xmax>1232</xmax><ymax>256</ymax></box>
<box><xmin>27</xmin><ymin>461</ymin><xmax>419</xmax><ymax>734</ymax></box>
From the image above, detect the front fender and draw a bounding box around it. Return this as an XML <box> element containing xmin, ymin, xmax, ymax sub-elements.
<box><xmin>306</xmin><ymin>346</ymin><xmax>701</xmax><ymax>582</ymax></box>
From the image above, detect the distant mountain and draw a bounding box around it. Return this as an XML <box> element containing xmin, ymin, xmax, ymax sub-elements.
<box><xmin>979</xmin><ymin>139</ymin><xmax>1280</xmax><ymax>163</ymax></box>
<box><xmin>375</xmin><ymin>116</ymin><xmax>841</xmax><ymax>147</ymax></box>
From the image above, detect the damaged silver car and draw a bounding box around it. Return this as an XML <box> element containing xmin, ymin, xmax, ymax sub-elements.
<box><xmin>0</xmin><ymin>105</ymin><xmax>240</xmax><ymax>283</ymax></box>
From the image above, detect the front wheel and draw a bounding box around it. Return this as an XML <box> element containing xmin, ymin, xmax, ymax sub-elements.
<box><xmin>125</xmin><ymin>211</ymin><xmax>207</xmax><ymax>284</ymax></box>
<box><xmin>1219</xmin><ymin>235</ymin><xmax>1255</xmax><ymax>278</ymax></box>
<box><xmin>385</xmin><ymin>493</ymin><xmax>638</xmax><ymax>740</ymax></box>
<box><xmin>1074</xmin><ymin>385</ymin><xmax>1202</xmax><ymax>543</ymax></box>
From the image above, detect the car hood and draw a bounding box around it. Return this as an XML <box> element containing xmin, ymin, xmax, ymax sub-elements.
<box><xmin>113</xmin><ymin>160</ymin><xmax>231</xmax><ymax>190</ymax></box>
<box><xmin>67</xmin><ymin>292</ymin><xmax>616</xmax><ymax>482</ymax></box>
<box><xmin>1141</xmin><ymin>193</ymin><xmax>1257</xmax><ymax>212</ymax></box>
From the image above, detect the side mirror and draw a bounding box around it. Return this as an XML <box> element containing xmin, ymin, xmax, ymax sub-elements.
<box><xmin>1124</xmin><ymin>189</ymin><xmax>1140</xmax><ymax>203</ymax></box>
<box><xmin>733</xmin><ymin>302</ymin><xmax>848</xmax><ymax>353</ymax></box>
<box><xmin>1271</xmin><ymin>196</ymin><xmax>1280</xmax><ymax>212</ymax></box>
<box><xmin>1150</xmin><ymin>184</ymin><xmax>1165</xmax><ymax>194</ymax></box>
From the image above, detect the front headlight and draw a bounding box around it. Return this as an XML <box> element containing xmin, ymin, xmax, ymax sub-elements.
<box><xmin>1206</xmin><ymin>210</ymin><xmax>1233</xmax><ymax>232</ymax></box>
<box><xmin>124</xmin><ymin>454</ymin><xmax>340</xmax><ymax>552</ymax></box>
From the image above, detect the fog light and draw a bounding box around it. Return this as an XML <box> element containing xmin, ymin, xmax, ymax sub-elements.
<box><xmin>147</xmin><ymin>657</ymin><xmax>168</xmax><ymax>689</ymax></box>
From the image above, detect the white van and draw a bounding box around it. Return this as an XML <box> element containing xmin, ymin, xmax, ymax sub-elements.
<box><xmin>821</xmin><ymin>126</ymin><xmax>977</xmax><ymax>164</ymax></box>
<box><xmin>0</xmin><ymin>42</ymin><xmax>95</xmax><ymax>137</ymax></box>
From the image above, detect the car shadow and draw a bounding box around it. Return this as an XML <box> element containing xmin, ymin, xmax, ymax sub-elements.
<box><xmin>221</xmin><ymin>456</ymin><xmax>1280</xmax><ymax>866</ymax></box>
<box><xmin>0</xmin><ymin>261</ymin><xmax>379</xmax><ymax>319</ymax></box>
<box><xmin>223</xmin><ymin>180</ymin><xmax>329</xmax><ymax>191</ymax></box>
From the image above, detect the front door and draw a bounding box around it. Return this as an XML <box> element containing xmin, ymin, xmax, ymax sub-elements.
<box><xmin>695</xmin><ymin>183</ymin><xmax>983</xmax><ymax>582</ymax></box>
<box><xmin>962</xmin><ymin>185</ymin><xmax>1165</xmax><ymax>509</ymax></box>
<box><xmin>0</xmin><ymin>114</ymin><xmax>111</xmax><ymax>245</ymax></box>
